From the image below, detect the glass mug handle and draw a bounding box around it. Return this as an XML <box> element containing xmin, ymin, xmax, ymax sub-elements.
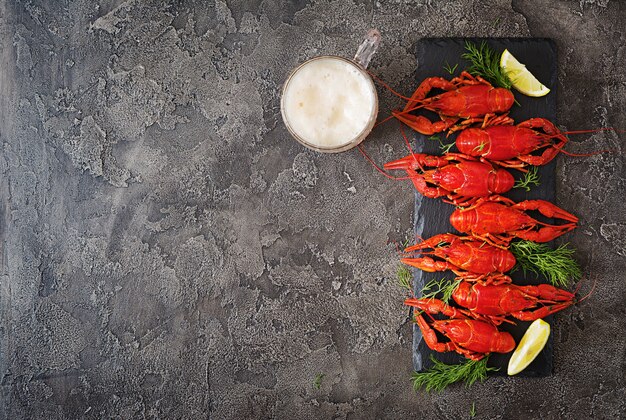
<box><xmin>353</xmin><ymin>29</ymin><xmax>381</xmax><ymax>70</ymax></box>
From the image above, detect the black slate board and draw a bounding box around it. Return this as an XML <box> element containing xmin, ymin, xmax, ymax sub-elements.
<box><xmin>410</xmin><ymin>38</ymin><xmax>558</xmax><ymax>376</ymax></box>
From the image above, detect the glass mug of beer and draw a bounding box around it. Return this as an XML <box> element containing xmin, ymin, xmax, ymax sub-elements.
<box><xmin>281</xmin><ymin>30</ymin><xmax>381</xmax><ymax>153</ymax></box>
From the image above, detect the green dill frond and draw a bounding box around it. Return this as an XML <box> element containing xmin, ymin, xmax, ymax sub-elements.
<box><xmin>440</xmin><ymin>141</ymin><xmax>455</xmax><ymax>153</ymax></box>
<box><xmin>442</xmin><ymin>278</ymin><xmax>462</xmax><ymax>303</ymax></box>
<box><xmin>313</xmin><ymin>373</ymin><xmax>325</xmax><ymax>389</ymax></box>
<box><xmin>472</xmin><ymin>142</ymin><xmax>487</xmax><ymax>152</ymax></box>
<box><xmin>462</xmin><ymin>41</ymin><xmax>513</xmax><ymax>90</ymax></box>
<box><xmin>470</xmin><ymin>402</ymin><xmax>477</xmax><ymax>418</ymax></box>
<box><xmin>398</xmin><ymin>265</ymin><xmax>413</xmax><ymax>293</ymax></box>
<box><xmin>411</xmin><ymin>356</ymin><xmax>497</xmax><ymax>392</ymax></box>
<box><xmin>510</xmin><ymin>241</ymin><xmax>582</xmax><ymax>287</ymax></box>
<box><xmin>514</xmin><ymin>167</ymin><xmax>541</xmax><ymax>192</ymax></box>
<box><xmin>420</xmin><ymin>278</ymin><xmax>461</xmax><ymax>303</ymax></box>
<box><xmin>443</xmin><ymin>62</ymin><xmax>459</xmax><ymax>75</ymax></box>
<box><xmin>427</xmin><ymin>134</ymin><xmax>455</xmax><ymax>153</ymax></box>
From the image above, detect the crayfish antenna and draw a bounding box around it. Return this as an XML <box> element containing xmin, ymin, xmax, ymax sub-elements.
<box><xmin>401</xmin><ymin>235</ymin><xmax>425</xmax><ymax>253</ymax></box>
<box><xmin>398</xmin><ymin>124</ymin><xmax>419</xmax><ymax>160</ymax></box>
<box><xmin>546</xmin><ymin>127</ymin><xmax>621</xmax><ymax>157</ymax></box>
<box><xmin>387</xmin><ymin>238</ymin><xmax>405</xmax><ymax>256</ymax></box>
<box><xmin>575</xmin><ymin>275</ymin><xmax>598</xmax><ymax>305</ymax></box>
<box><xmin>366</xmin><ymin>70</ymin><xmax>427</xmax><ymax>132</ymax></box>
<box><xmin>560</xmin><ymin>127</ymin><xmax>624</xmax><ymax>136</ymax></box>
<box><xmin>373</xmin><ymin>113</ymin><xmax>397</xmax><ymax>129</ymax></box>
<box><xmin>556</xmin><ymin>148</ymin><xmax>612</xmax><ymax>158</ymax></box>
<box><xmin>366</xmin><ymin>69</ymin><xmax>415</xmax><ymax>102</ymax></box>
<box><xmin>358</xmin><ymin>119</ymin><xmax>424</xmax><ymax>182</ymax></box>
<box><xmin>357</xmin><ymin>145</ymin><xmax>413</xmax><ymax>181</ymax></box>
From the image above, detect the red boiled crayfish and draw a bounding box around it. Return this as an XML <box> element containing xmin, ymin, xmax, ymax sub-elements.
<box><xmin>383</xmin><ymin>153</ymin><xmax>514</xmax><ymax>206</ymax></box>
<box><xmin>393</xmin><ymin>71</ymin><xmax>515</xmax><ymax>135</ymax></box>
<box><xmin>456</xmin><ymin>117</ymin><xmax>571</xmax><ymax>168</ymax></box>
<box><xmin>450</xmin><ymin>195</ymin><xmax>578</xmax><ymax>246</ymax></box>
<box><xmin>406</xmin><ymin>297</ymin><xmax>515</xmax><ymax>360</ymax></box>
<box><xmin>449</xmin><ymin>278</ymin><xmax>576</xmax><ymax>325</ymax></box>
<box><xmin>402</xmin><ymin>233</ymin><xmax>516</xmax><ymax>277</ymax></box>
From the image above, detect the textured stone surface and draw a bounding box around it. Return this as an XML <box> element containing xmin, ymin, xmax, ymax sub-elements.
<box><xmin>0</xmin><ymin>1</ymin><xmax>624</xmax><ymax>419</ymax></box>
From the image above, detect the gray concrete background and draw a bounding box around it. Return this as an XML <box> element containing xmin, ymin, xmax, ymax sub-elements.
<box><xmin>0</xmin><ymin>0</ymin><xmax>624</xmax><ymax>419</ymax></box>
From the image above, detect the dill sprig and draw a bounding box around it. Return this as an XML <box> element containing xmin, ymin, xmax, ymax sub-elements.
<box><xmin>510</xmin><ymin>240</ymin><xmax>582</xmax><ymax>287</ymax></box>
<box><xmin>514</xmin><ymin>167</ymin><xmax>541</xmax><ymax>191</ymax></box>
<box><xmin>462</xmin><ymin>41</ymin><xmax>512</xmax><ymax>89</ymax></box>
<box><xmin>428</xmin><ymin>134</ymin><xmax>455</xmax><ymax>153</ymax></box>
<box><xmin>470</xmin><ymin>402</ymin><xmax>477</xmax><ymax>418</ymax></box>
<box><xmin>441</xmin><ymin>142</ymin><xmax>455</xmax><ymax>154</ymax></box>
<box><xmin>420</xmin><ymin>278</ymin><xmax>462</xmax><ymax>303</ymax></box>
<box><xmin>473</xmin><ymin>142</ymin><xmax>487</xmax><ymax>152</ymax></box>
<box><xmin>313</xmin><ymin>373</ymin><xmax>324</xmax><ymax>389</ymax></box>
<box><xmin>398</xmin><ymin>265</ymin><xmax>413</xmax><ymax>293</ymax></box>
<box><xmin>412</xmin><ymin>355</ymin><xmax>497</xmax><ymax>392</ymax></box>
<box><xmin>443</xmin><ymin>61</ymin><xmax>459</xmax><ymax>75</ymax></box>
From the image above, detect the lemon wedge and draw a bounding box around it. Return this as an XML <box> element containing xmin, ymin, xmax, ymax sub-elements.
<box><xmin>507</xmin><ymin>318</ymin><xmax>550</xmax><ymax>375</ymax></box>
<box><xmin>500</xmin><ymin>49</ymin><xmax>551</xmax><ymax>97</ymax></box>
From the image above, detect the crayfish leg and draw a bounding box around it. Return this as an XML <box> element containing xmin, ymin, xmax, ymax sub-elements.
<box><xmin>513</xmin><ymin>224</ymin><xmax>577</xmax><ymax>243</ymax></box>
<box><xmin>465</xmin><ymin>312</ymin><xmax>511</xmax><ymax>326</ymax></box>
<box><xmin>400</xmin><ymin>257</ymin><xmax>457</xmax><ymax>273</ymax></box>
<box><xmin>406</xmin><ymin>173</ymin><xmax>450</xmax><ymax>200</ymax></box>
<box><xmin>393</xmin><ymin>111</ymin><xmax>457</xmax><ymax>136</ymax></box>
<box><xmin>517</xmin><ymin>284</ymin><xmax>575</xmax><ymax>302</ymax></box>
<box><xmin>518</xmin><ymin>150</ymin><xmax>559</xmax><ymax>166</ymax></box>
<box><xmin>404</xmin><ymin>233</ymin><xmax>459</xmax><ymax>252</ymax></box>
<box><xmin>405</xmin><ymin>298</ymin><xmax>471</xmax><ymax>319</ymax></box>
<box><xmin>403</xmin><ymin>76</ymin><xmax>458</xmax><ymax>112</ymax></box>
<box><xmin>490</xmin><ymin>158</ymin><xmax>528</xmax><ymax>171</ymax></box>
<box><xmin>450</xmin><ymin>71</ymin><xmax>488</xmax><ymax>87</ymax></box>
<box><xmin>512</xmin><ymin>200</ymin><xmax>579</xmax><ymax>223</ymax></box>
<box><xmin>483</xmin><ymin>113</ymin><xmax>515</xmax><ymax>127</ymax></box>
<box><xmin>510</xmin><ymin>302</ymin><xmax>574</xmax><ymax>321</ymax></box>
<box><xmin>413</xmin><ymin>312</ymin><xmax>460</xmax><ymax>354</ymax></box>
<box><xmin>469</xmin><ymin>233</ymin><xmax>511</xmax><ymax>248</ymax></box>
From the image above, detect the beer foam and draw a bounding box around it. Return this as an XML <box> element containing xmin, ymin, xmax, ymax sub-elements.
<box><xmin>282</xmin><ymin>57</ymin><xmax>376</xmax><ymax>149</ymax></box>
